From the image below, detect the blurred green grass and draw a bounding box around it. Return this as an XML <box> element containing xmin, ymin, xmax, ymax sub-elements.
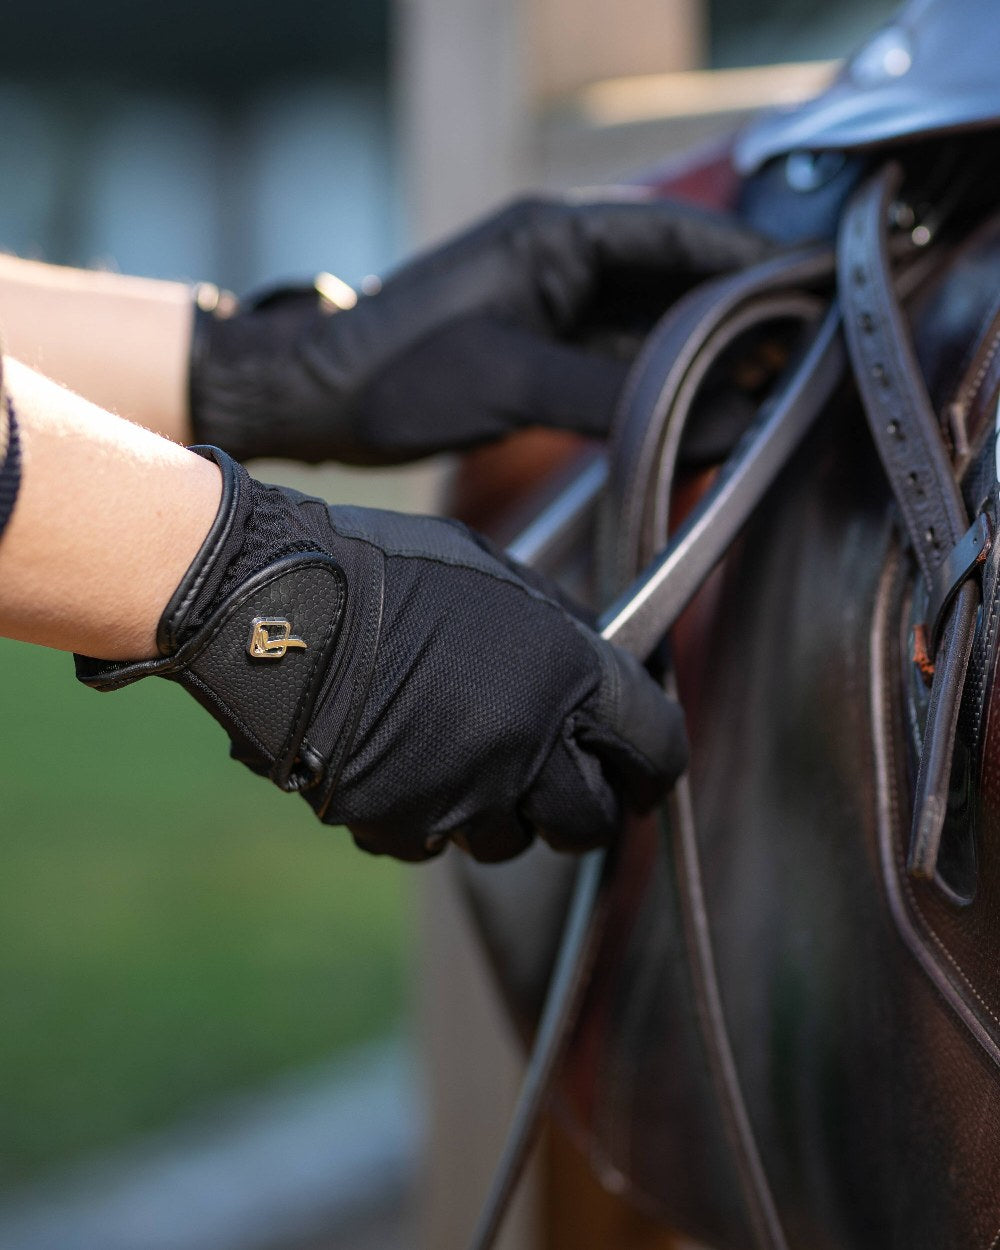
<box><xmin>0</xmin><ymin>635</ymin><xmax>408</xmax><ymax>1187</ymax></box>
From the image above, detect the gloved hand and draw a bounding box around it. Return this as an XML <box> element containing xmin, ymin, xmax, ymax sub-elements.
<box><xmin>189</xmin><ymin>194</ymin><xmax>770</xmax><ymax>465</ymax></box>
<box><xmin>76</xmin><ymin>447</ymin><xmax>686</xmax><ymax>862</ymax></box>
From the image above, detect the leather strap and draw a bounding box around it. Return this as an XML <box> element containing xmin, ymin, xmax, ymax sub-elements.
<box><xmin>926</xmin><ymin>513</ymin><xmax>992</xmax><ymax>655</ymax></box>
<box><xmin>838</xmin><ymin>162</ymin><xmax>982</xmax><ymax>881</ymax></box>
<box><xmin>607</xmin><ymin>246</ymin><xmax>833</xmax><ymax>585</ymax></box>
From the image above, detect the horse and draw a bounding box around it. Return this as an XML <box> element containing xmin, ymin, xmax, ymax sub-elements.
<box><xmin>454</xmin><ymin>3</ymin><xmax>1000</xmax><ymax>1246</ymax></box>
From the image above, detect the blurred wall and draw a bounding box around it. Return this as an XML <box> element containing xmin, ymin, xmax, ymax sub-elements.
<box><xmin>0</xmin><ymin>1</ymin><xmax>396</xmax><ymax>291</ymax></box>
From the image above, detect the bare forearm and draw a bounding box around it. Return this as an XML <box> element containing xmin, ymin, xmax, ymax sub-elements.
<box><xmin>0</xmin><ymin>255</ymin><xmax>194</xmax><ymax>441</ymax></box>
<box><xmin>0</xmin><ymin>359</ymin><xmax>221</xmax><ymax>658</ymax></box>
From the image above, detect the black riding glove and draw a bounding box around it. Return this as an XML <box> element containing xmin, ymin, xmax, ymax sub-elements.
<box><xmin>189</xmin><ymin>194</ymin><xmax>770</xmax><ymax>465</ymax></box>
<box><xmin>75</xmin><ymin>448</ymin><xmax>686</xmax><ymax>862</ymax></box>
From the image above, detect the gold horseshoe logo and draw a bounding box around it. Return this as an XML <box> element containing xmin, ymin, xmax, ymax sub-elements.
<box><xmin>247</xmin><ymin>617</ymin><xmax>309</xmax><ymax>660</ymax></box>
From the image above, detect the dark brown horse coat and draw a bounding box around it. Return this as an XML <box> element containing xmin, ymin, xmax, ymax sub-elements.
<box><xmin>457</xmin><ymin>3</ymin><xmax>1000</xmax><ymax>1245</ymax></box>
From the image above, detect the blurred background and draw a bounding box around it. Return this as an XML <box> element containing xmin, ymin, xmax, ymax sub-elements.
<box><xmin>0</xmin><ymin>1</ymin><xmax>895</xmax><ymax>1248</ymax></box>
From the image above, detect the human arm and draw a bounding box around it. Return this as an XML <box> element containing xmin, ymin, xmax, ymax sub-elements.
<box><xmin>0</xmin><ymin>357</ymin><xmax>219</xmax><ymax>657</ymax></box>
<box><xmin>0</xmin><ymin>257</ymin><xmax>193</xmax><ymax>442</ymax></box>
<box><xmin>0</xmin><ymin>363</ymin><xmax>686</xmax><ymax>861</ymax></box>
<box><xmin>189</xmin><ymin>194</ymin><xmax>771</xmax><ymax>464</ymax></box>
<box><xmin>0</xmin><ymin>194</ymin><xmax>768</xmax><ymax>462</ymax></box>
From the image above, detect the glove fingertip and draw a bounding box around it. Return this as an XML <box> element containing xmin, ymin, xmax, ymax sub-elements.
<box><xmin>521</xmin><ymin>732</ymin><xmax>621</xmax><ymax>853</ymax></box>
<box><xmin>588</xmin><ymin>634</ymin><xmax>689</xmax><ymax>790</ymax></box>
<box><xmin>453</xmin><ymin>820</ymin><xmax>535</xmax><ymax>863</ymax></box>
<box><xmin>348</xmin><ymin>822</ymin><xmax>447</xmax><ymax>864</ymax></box>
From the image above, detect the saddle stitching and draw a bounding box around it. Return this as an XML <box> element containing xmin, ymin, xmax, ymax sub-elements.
<box><xmin>902</xmin><ymin>870</ymin><xmax>1000</xmax><ymax>1032</ymax></box>
<box><xmin>872</xmin><ymin>550</ymin><xmax>1000</xmax><ymax>1112</ymax></box>
<box><xmin>970</xmin><ymin>517</ymin><xmax>1000</xmax><ymax>748</ymax></box>
<box><xmin>958</xmin><ymin>315</ymin><xmax>1000</xmax><ymax>423</ymax></box>
<box><xmin>877</xmin><ymin>548</ymin><xmax>1000</xmax><ymax>1038</ymax></box>
<box><xmin>947</xmin><ymin>313</ymin><xmax>1000</xmax><ymax>467</ymax></box>
<box><xmin>895</xmin><ymin>397</ymin><xmax>1000</xmax><ymax>1032</ymax></box>
<box><xmin>893</xmin><ymin>611</ymin><xmax>1000</xmax><ymax>1032</ymax></box>
<box><xmin>942</xmin><ymin>215</ymin><xmax>1000</xmax><ymax>437</ymax></box>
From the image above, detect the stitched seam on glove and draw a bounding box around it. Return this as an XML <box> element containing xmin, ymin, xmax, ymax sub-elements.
<box><xmin>273</xmin><ymin>572</ymin><xmax>348</xmax><ymax>788</ymax></box>
<box><xmin>517</xmin><ymin>716</ymin><xmax>610</xmax><ymax>849</ymax></box>
<box><xmin>321</xmin><ymin>524</ymin><xmax>576</xmax><ymax>619</ymax></box>
<box><xmin>314</xmin><ymin>547</ymin><xmax>387</xmax><ymax>814</ymax></box>
<box><xmin>158</xmin><ymin>445</ymin><xmax>242</xmax><ymax>653</ymax></box>
<box><xmin>578</xmin><ymin>711</ymin><xmax>673</xmax><ymax>778</ymax></box>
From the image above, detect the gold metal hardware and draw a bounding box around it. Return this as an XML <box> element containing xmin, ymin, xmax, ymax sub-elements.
<box><xmin>247</xmin><ymin>617</ymin><xmax>308</xmax><ymax>660</ymax></box>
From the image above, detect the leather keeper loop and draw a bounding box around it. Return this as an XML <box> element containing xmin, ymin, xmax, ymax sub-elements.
<box><xmin>926</xmin><ymin>512</ymin><xmax>992</xmax><ymax>656</ymax></box>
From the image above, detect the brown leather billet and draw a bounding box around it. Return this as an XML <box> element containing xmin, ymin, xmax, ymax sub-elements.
<box><xmin>838</xmin><ymin>164</ymin><xmax>983</xmax><ymax>882</ymax></box>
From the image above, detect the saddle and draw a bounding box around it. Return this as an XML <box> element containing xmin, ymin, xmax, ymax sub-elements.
<box><xmin>457</xmin><ymin>3</ymin><xmax>1000</xmax><ymax>1246</ymax></box>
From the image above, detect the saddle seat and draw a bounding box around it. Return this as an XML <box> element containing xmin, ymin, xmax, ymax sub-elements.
<box><xmin>736</xmin><ymin>0</ymin><xmax>1000</xmax><ymax>176</ymax></box>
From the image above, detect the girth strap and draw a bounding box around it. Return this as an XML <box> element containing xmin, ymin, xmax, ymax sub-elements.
<box><xmin>838</xmin><ymin>163</ymin><xmax>982</xmax><ymax>880</ymax></box>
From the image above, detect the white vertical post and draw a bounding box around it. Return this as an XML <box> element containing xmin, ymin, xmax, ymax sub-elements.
<box><xmin>528</xmin><ymin>0</ymin><xmax>704</xmax><ymax>101</ymax></box>
<box><xmin>395</xmin><ymin>3</ymin><xmax>540</xmax><ymax>1239</ymax></box>
<box><xmin>394</xmin><ymin>0</ymin><xmax>531</xmax><ymax>244</ymax></box>
<box><xmin>395</xmin><ymin>2</ymin><xmax>705</xmax><ymax>1248</ymax></box>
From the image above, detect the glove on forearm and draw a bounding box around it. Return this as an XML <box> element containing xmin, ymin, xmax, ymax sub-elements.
<box><xmin>189</xmin><ymin>195</ymin><xmax>771</xmax><ymax>465</ymax></box>
<box><xmin>76</xmin><ymin>447</ymin><xmax>686</xmax><ymax>862</ymax></box>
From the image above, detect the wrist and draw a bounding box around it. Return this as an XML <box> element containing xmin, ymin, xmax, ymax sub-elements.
<box><xmin>0</xmin><ymin>360</ymin><xmax>223</xmax><ymax>658</ymax></box>
<box><xmin>76</xmin><ymin>448</ymin><xmax>374</xmax><ymax>803</ymax></box>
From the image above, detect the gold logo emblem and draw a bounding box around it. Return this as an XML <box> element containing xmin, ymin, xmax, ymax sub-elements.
<box><xmin>247</xmin><ymin>617</ymin><xmax>308</xmax><ymax>660</ymax></box>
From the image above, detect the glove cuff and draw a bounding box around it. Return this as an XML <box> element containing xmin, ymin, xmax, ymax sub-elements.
<box><xmin>188</xmin><ymin>278</ymin><xmax>356</xmax><ymax>463</ymax></box>
<box><xmin>75</xmin><ymin>447</ymin><xmax>353</xmax><ymax>793</ymax></box>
